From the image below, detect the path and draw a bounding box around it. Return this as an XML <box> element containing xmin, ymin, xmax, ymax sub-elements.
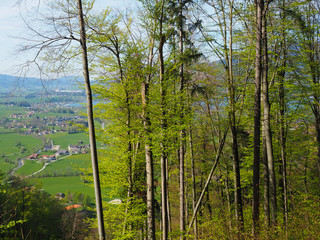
<box><xmin>27</xmin><ymin>155</ymin><xmax>71</xmax><ymax>177</ymax></box>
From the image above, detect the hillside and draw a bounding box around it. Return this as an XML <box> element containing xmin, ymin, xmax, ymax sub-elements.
<box><xmin>0</xmin><ymin>74</ymin><xmax>83</xmax><ymax>92</ymax></box>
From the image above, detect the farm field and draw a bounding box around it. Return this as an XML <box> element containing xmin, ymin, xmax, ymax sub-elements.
<box><xmin>35</xmin><ymin>176</ymin><xmax>96</xmax><ymax>200</ymax></box>
<box><xmin>0</xmin><ymin>132</ymin><xmax>42</xmax><ymax>156</ymax></box>
<box><xmin>46</xmin><ymin>132</ymin><xmax>89</xmax><ymax>149</ymax></box>
<box><xmin>0</xmin><ymin>105</ymin><xmax>26</xmax><ymax>118</ymax></box>
<box><xmin>35</xmin><ymin>154</ymin><xmax>91</xmax><ymax>177</ymax></box>
<box><xmin>15</xmin><ymin>159</ymin><xmax>43</xmax><ymax>176</ymax></box>
<box><xmin>0</xmin><ymin>131</ymin><xmax>43</xmax><ymax>172</ymax></box>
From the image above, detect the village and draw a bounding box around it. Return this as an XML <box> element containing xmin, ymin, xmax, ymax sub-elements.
<box><xmin>26</xmin><ymin>143</ymin><xmax>90</xmax><ymax>161</ymax></box>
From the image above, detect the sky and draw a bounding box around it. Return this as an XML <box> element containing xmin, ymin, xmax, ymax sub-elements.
<box><xmin>0</xmin><ymin>0</ymin><xmax>135</xmax><ymax>77</ymax></box>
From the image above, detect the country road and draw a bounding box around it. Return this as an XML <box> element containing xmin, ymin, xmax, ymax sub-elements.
<box><xmin>9</xmin><ymin>155</ymin><xmax>72</xmax><ymax>177</ymax></box>
<box><xmin>26</xmin><ymin>155</ymin><xmax>71</xmax><ymax>177</ymax></box>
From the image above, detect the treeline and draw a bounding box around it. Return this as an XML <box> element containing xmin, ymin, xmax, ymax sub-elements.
<box><xmin>34</xmin><ymin>167</ymin><xmax>82</xmax><ymax>178</ymax></box>
<box><xmin>1</xmin><ymin>101</ymin><xmax>31</xmax><ymax>107</ymax></box>
<box><xmin>19</xmin><ymin>0</ymin><xmax>320</xmax><ymax>239</ymax></box>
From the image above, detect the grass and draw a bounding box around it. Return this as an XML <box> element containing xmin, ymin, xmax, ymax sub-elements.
<box><xmin>0</xmin><ymin>131</ymin><xmax>42</xmax><ymax>172</ymax></box>
<box><xmin>0</xmin><ymin>105</ymin><xmax>26</xmax><ymax>119</ymax></box>
<box><xmin>15</xmin><ymin>160</ymin><xmax>43</xmax><ymax>176</ymax></box>
<box><xmin>35</xmin><ymin>154</ymin><xmax>91</xmax><ymax>177</ymax></box>
<box><xmin>0</xmin><ymin>131</ymin><xmax>42</xmax><ymax>155</ymax></box>
<box><xmin>34</xmin><ymin>176</ymin><xmax>96</xmax><ymax>199</ymax></box>
<box><xmin>0</xmin><ymin>161</ymin><xmax>16</xmax><ymax>174</ymax></box>
<box><xmin>45</xmin><ymin>132</ymin><xmax>89</xmax><ymax>149</ymax></box>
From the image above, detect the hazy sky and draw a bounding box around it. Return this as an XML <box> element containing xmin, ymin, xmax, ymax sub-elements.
<box><xmin>0</xmin><ymin>0</ymin><xmax>135</xmax><ymax>77</ymax></box>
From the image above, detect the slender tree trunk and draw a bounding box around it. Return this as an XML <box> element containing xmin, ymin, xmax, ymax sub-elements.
<box><xmin>179</xmin><ymin>0</ymin><xmax>185</xmax><ymax>238</ymax></box>
<box><xmin>261</xmin><ymin>6</ymin><xmax>277</xmax><ymax>225</ymax></box>
<box><xmin>253</xmin><ymin>0</ymin><xmax>263</xmax><ymax>236</ymax></box>
<box><xmin>277</xmin><ymin>0</ymin><xmax>288</xmax><ymax>229</ymax></box>
<box><xmin>142</xmin><ymin>78</ymin><xmax>155</xmax><ymax>240</ymax></box>
<box><xmin>189</xmin><ymin>129</ymin><xmax>198</xmax><ymax>239</ymax></box>
<box><xmin>159</xmin><ymin>4</ymin><xmax>168</xmax><ymax>236</ymax></box>
<box><xmin>225</xmin><ymin>163</ymin><xmax>233</xmax><ymax>238</ymax></box>
<box><xmin>76</xmin><ymin>1</ymin><xmax>105</xmax><ymax>240</ymax></box>
<box><xmin>278</xmin><ymin>46</ymin><xmax>288</xmax><ymax>232</ymax></box>
<box><xmin>123</xmin><ymin>93</ymin><xmax>133</xmax><ymax>234</ymax></box>
<box><xmin>262</xmin><ymin>136</ymin><xmax>270</xmax><ymax>227</ymax></box>
<box><xmin>142</xmin><ymin>39</ymin><xmax>156</xmax><ymax>240</ymax></box>
<box><xmin>226</xmin><ymin>1</ymin><xmax>244</xmax><ymax>233</ymax></box>
<box><xmin>279</xmin><ymin>80</ymin><xmax>288</xmax><ymax>230</ymax></box>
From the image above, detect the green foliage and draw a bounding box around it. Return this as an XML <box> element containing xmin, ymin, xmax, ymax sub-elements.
<box><xmin>0</xmin><ymin>177</ymin><xmax>64</xmax><ymax>240</ymax></box>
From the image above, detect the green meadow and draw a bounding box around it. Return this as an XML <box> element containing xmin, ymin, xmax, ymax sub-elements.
<box><xmin>34</xmin><ymin>176</ymin><xmax>95</xmax><ymax>199</ymax></box>
<box><xmin>35</xmin><ymin>154</ymin><xmax>91</xmax><ymax>177</ymax></box>
<box><xmin>15</xmin><ymin>160</ymin><xmax>43</xmax><ymax>176</ymax></box>
<box><xmin>0</xmin><ymin>132</ymin><xmax>42</xmax><ymax>156</ymax></box>
<box><xmin>0</xmin><ymin>130</ymin><xmax>42</xmax><ymax>172</ymax></box>
<box><xmin>34</xmin><ymin>176</ymin><xmax>112</xmax><ymax>203</ymax></box>
<box><xmin>0</xmin><ymin>105</ymin><xmax>26</xmax><ymax>119</ymax></box>
<box><xmin>46</xmin><ymin>132</ymin><xmax>89</xmax><ymax>149</ymax></box>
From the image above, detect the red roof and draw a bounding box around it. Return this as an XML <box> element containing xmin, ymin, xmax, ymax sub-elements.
<box><xmin>65</xmin><ymin>204</ymin><xmax>82</xmax><ymax>210</ymax></box>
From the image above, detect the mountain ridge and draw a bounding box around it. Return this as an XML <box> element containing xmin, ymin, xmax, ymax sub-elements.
<box><xmin>0</xmin><ymin>74</ymin><xmax>83</xmax><ymax>92</ymax></box>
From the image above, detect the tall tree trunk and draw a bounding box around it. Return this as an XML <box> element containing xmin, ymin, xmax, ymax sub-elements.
<box><xmin>189</xmin><ymin>129</ymin><xmax>198</xmax><ymax>239</ymax></box>
<box><xmin>179</xmin><ymin>0</ymin><xmax>186</xmax><ymax>238</ymax></box>
<box><xmin>226</xmin><ymin>0</ymin><xmax>244</xmax><ymax>234</ymax></box>
<box><xmin>225</xmin><ymin>163</ymin><xmax>233</xmax><ymax>237</ymax></box>
<box><xmin>252</xmin><ymin>0</ymin><xmax>263</xmax><ymax>236</ymax></box>
<box><xmin>159</xmin><ymin>2</ymin><xmax>168</xmax><ymax>236</ymax></box>
<box><xmin>123</xmin><ymin>92</ymin><xmax>133</xmax><ymax>234</ymax></box>
<box><xmin>261</xmin><ymin>5</ymin><xmax>277</xmax><ymax>225</ymax></box>
<box><xmin>76</xmin><ymin>1</ymin><xmax>105</xmax><ymax>239</ymax></box>
<box><xmin>142</xmin><ymin>39</ymin><xmax>156</xmax><ymax>240</ymax></box>
<box><xmin>142</xmin><ymin>79</ymin><xmax>155</xmax><ymax>240</ymax></box>
<box><xmin>279</xmin><ymin>71</ymin><xmax>288</xmax><ymax>229</ymax></box>
<box><xmin>262</xmin><ymin>136</ymin><xmax>270</xmax><ymax>227</ymax></box>
<box><xmin>278</xmin><ymin>2</ymin><xmax>288</xmax><ymax>227</ymax></box>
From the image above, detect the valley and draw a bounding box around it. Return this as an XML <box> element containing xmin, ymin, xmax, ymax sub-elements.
<box><xmin>0</xmin><ymin>75</ymin><xmax>101</xmax><ymax>204</ymax></box>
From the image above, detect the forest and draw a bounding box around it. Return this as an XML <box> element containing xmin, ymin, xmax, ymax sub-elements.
<box><xmin>2</xmin><ymin>0</ymin><xmax>320</xmax><ymax>239</ymax></box>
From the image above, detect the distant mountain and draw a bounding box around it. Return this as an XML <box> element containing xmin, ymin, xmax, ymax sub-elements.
<box><xmin>0</xmin><ymin>74</ymin><xmax>84</xmax><ymax>92</ymax></box>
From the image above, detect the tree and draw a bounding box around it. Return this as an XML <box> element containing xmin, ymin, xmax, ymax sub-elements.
<box><xmin>18</xmin><ymin>1</ymin><xmax>105</xmax><ymax>238</ymax></box>
<box><xmin>76</xmin><ymin>1</ymin><xmax>105</xmax><ymax>239</ymax></box>
<box><xmin>252</xmin><ymin>0</ymin><xmax>263</xmax><ymax>235</ymax></box>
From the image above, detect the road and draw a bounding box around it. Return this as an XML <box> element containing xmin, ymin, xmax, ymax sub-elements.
<box><xmin>26</xmin><ymin>155</ymin><xmax>71</xmax><ymax>177</ymax></box>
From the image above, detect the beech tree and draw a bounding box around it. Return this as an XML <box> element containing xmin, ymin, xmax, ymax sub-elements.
<box><xmin>18</xmin><ymin>0</ymin><xmax>105</xmax><ymax>238</ymax></box>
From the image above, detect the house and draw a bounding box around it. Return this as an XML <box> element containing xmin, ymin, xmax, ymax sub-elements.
<box><xmin>55</xmin><ymin>192</ymin><xmax>65</xmax><ymax>200</ymax></box>
<box><xmin>68</xmin><ymin>145</ymin><xmax>82</xmax><ymax>155</ymax></box>
<box><xmin>43</xmin><ymin>145</ymin><xmax>52</xmax><ymax>151</ymax></box>
<box><xmin>49</xmin><ymin>155</ymin><xmax>56</xmax><ymax>160</ymax></box>
<box><xmin>27</xmin><ymin>153</ymin><xmax>39</xmax><ymax>159</ymax></box>
<box><xmin>52</xmin><ymin>145</ymin><xmax>61</xmax><ymax>151</ymax></box>
<box><xmin>55</xmin><ymin>149</ymin><xmax>69</xmax><ymax>157</ymax></box>
<box><xmin>42</xmin><ymin>155</ymin><xmax>49</xmax><ymax>160</ymax></box>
